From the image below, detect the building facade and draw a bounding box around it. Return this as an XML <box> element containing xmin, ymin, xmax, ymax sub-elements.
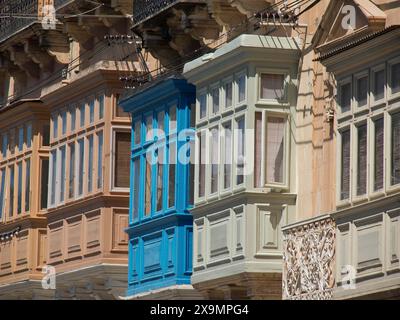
<box><xmin>120</xmin><ymin>77</ymin><xmax>200</xmax><ymax>299</ymax></box>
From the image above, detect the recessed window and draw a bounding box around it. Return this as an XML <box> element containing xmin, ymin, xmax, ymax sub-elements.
<box><xmin>157</xmin><ymin>111</ymin><xmax>165</xmax><ymax>137</ymax></box>
<box><xmin>391</xmin><ymin>62</ymin><xmax>400</xmax><ymax>94</ymax></box>
<box><xmin>374</xmin><ymin>118</ymin><xmax>384</xmax><ymax>191</ymax></box>
<box><xmin>42</xmin><ymin>125</ymin><xmax>50</xmax><ymax>147</ymax></box>
<box><xmin>356</xmin><ymin>124</ymin><xmax>367</xmax><ymax>196</ymax></box>
<box><xmin>340</xmin><ymin>129</ymin><xmax>351</xmax><ymax>200</ymax></box>
<box><xmin>199</xmin><ymin>93</ymin><xmax>207</xmax><ymax>119</ymax></box>
<box><xmin>391</xmin><ymin>112</ymin><xmax>400</xmax><ymax>185</ymax></box>
<box><xmin>373</xmin><ymin>69</ymin><xmax>385</xmax><ymax>101</ymax></box>
<box><xmin>224</xmin><ymin>82</ymin><xmax>232</xmax><ymax>108</ymax></box>
<box><xmin>261</xmin><ymin>73</ymin><xmax>285</xmax><ymax>100</ymax></box>
<box><xmin>356</xmin><ymin>76</ymin><xmax>368</xmax><ymax>107</ymax></box>
<box><xmin>237</xmin><ymin>74</ymin><xmax>246</xmax><ymax>103</ymax></box>
<box><xmin>211</xmin><ymin>87</ymin><xmax>219</xmax><ymax>114</ymax></box>
<box><xmin>340</xmin><ymin>82</ymin><xmax>351</xmax><ymax>113</ymax></box>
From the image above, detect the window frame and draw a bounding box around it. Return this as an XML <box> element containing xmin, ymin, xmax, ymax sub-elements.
<box><xmin>388</xmin><ymin>56</ymin><xmax>400</xmax><ymax>100</ymax></box>
<box><xmin>353</xmin><ymin>70</ymin><xmax>369</xmax><ymax>113</ymax></box>
<box><xmin>256</xmin><ymin>68</ymin><xmax>289</xmax><ymax>105</ymax></box>
<box><xmin>371</xmin><ymin>64</ymin><xmax>386</xmax><ymax>106</ymax></box>
<box><xmin>235</xmin><ymin>70</ymin><xmax>247</xmax><ymax>107</ymax></box>
<box><xmin>337</xmin><ymin>77</ymin><xmax>353</xmax><ymax>118</ymax></box>
<box><xmin>337</xmin><ymin>126</ymin><xmax>352</xmax><ymax>206</ymax></box>
<box><xmin>110</xmin><ymin>127</ymin><xmax>132</xmax><ymax>192</ymax></box>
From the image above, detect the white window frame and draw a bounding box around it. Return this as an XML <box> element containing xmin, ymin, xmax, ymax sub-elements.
<box><xmin>352</xmin><ymin>120</ymin><xmax>369</xmax><ymax>203</ymax></box>
<box><xmin>353</xmin><ymin>70</ymin><xmax>369</xmax><ymax>113</ymax></box>
<box><xmin>256</xmin><ymin>68</ymin><xmax>289</xmax><ymax>105</ymax></box>
<box><xmin>371</xmin><ymin>64</ymin><xmax>386</xmax><ymax>106</ymax></box>
<box><xmin>336</xmin><ymin>125</ymin><xmax>352</xmax><ymax>206</ymax></box>
<box><xmin>235</xmin><ymin>70</ymin><xmax>247</xmax><ymax>108</ymax></box>
<box><xmin>194</xmin><ymin>128</ymin><xmax>208</xmax><ymax>205</ymax></box>
<box><xmin>110</xmin><ymin>126</ymin><xmax>131</xmax><ymax>192</ymax></box>
<box><xmin>337</xmin><ymin>77</ymin><xmax>353</xmax><ymax>118</ymax></box>
<box><xmin>222</xmin><ymin>76</ymin><xmax>234</xmax><ymax>113</ymax></box>
<box><xmin>369</xmin><ymin>115</ymin><xmax>386</xmax><ymax>198</ymax></box>
<box><xmin>388</xmin><ymin>56</ymin><xmax>400</xmax><ymax>100</ymax></box>
<box><xmin>220</xmin><ymin>119</ymin><xmax>233</xmax><ymax>196</ymax></box>
<box><xmin>233</xmin><ymin>114</ymin><xmax>246</xmax><ymax>191</ymax></box>
<box><xmin>210</xmin><ymin>83</ymin><xmax>221</xmax><ymax>117</ymax></box>
<box><xmin>197</xmin><ymin>88</ymin><xmax>208</xmax><ymax>123</ymax></box>
<box><xmin>387</xmin><ymin>107</ymin><xmax>400</xmax><ymax>193</ymax></box>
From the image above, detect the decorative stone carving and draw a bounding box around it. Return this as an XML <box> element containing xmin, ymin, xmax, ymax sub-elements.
<box><xmin>283</xmin><ymin>216</ymin><xmax>335</xmax><ymax>300</ymax></box>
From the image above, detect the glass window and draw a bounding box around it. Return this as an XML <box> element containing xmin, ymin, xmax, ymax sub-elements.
<box><xmin>374</xmin><ymin>69</ymin><xmax>385</xmax><ymax>101</ymax></box>
<box><xmin>18</xmin><ymin>127</ymin><xmax>24</xmax><ymax>151</ymax></box>
<box><xmin>133</xmin><ymin>157</ymin><xmax>140</xmax><ymax>221</ymax></box>
<box><xmin>224</xmin><ymin>82</ymin><xmax>232</xmax><ymax>108</ymax></box>
<box><xmin>70</xmin><ymin>107</ymin><xmax>76</xmax><ymax>132</ymax></box>
<box><xmin>391</xmin><ymin>62</ymin><xmax>400</xmax><ymax>94</ymax></box>
<box><xmin>145</xmin><ymin>151</ymin><xmax>152</xmax><ymax>216</ymax></box>
<box><xmin>199</xmin><ymin>93</ymin><xmax>207</xmax><ymax>119</ymax></box>
<box><xmin>99</xmin><ymin>95</ymin><xmax>104</xmax><ymax>120</ymax></box>
<box><xmin>9</xmin><ymin>165</ymin><xmax>14</xmax><ymax>216</ymax></box>
<box><xmin>356</xmin><ymin>76</ymin><xmax>368</xmax><ymax>107</ymax></box>
<box><xmin>356</xmin><ymin>124</ymin><xmax>367</xmax><ymax>196</ymax></box>
<box><xmin>17</xmin><ymin>162</ymin><xmax>22</xmax><ymax>214</ymax></box>
<box><xmin>236</xmin><ymin>117</ymin><xmax>245</xmax><ymax>185</ymax></box>
<box><xmin>26</xmin><ymin>124</ymin><xmax>32</xmax><ymax>149</ymax></box>
<box><xmin>254</xmin><ymin>112</ymin><xmax>262</xmax><ymax>187</ymax></box>
<box><xmin>134</xmin><ymin>120</ymin><xmax>141</xmax><ymax>145</ymax></box>
<box><xmin>9</xmin><ymin>130</ymin><xmax>15</xmax><ymax>155</ymax></box>
<box><xmin>261</xmin><ymin>73</ymin><xmax>285</xmax><ymax>100</ymax></box>
<box><xmin>89</xmin><ymin>100</ymin><xmax>95</xmax><ymax>124</ymax></box>
<box><xmin>238</xmin><ymin>74</ymin><xmax>246</xmax><ymax>103</ymax></box>
<box><xmin>50</xmin><ymin>150</ymin><xmax>57</xmax><ymax>205</ymax></box>
<box><xmin>78</xmin><ymin>139</ymin><xmax>84</xmax><ymax>196</ymax></box>
<box><xmin>40</xmin><ymin>159</ymin><xmax>49</xmax><ymax>210</ymax></box>
<box><xmin>168</xmin><ymin>142</ymin><xmax>176</xmax><ymax>208</ymax></box>
<box><xmin>169</xmin><ymin>106</ymin><xmax>177</xmax><ymax>133</ymax></box>
<box><xmin>210</xmin><ymin>127</ymin><xmax>219</xmax><ymax>194</ymax></box>
<box><xmin>60</xmin><ymin>146</ymin><xmax>66</xmax><ymax>202</ymax></box>
<box><xmin>156</xmin><ymin>147</ymin><xmax>164</xmax><ymax>212</ymax></box>
<box><xmin>42</xmin><ymin>125</ymin><xmax>50</xmax><ymax>146</ymax></box>
<box><xmin>145</xmin><ymin>115</ymin><xmax>153</xmax><ymax>142</ymax></box>
<box><xmin>223</xmin><ymin>122</ymin><xmax>232</xmax><ymax>189</ymax></box>
<box><xmin>157</xmin><ymin>111</ymin><xmax>165</xmax><ymax>139</ymax></box>
<box><xmin>374</xmin><ymin>118</ymin><xmax>384</xmax><ymax>191</ymax></box>
<box><xmin>88</xmin><ymin>135</ymin><xmax>93</xmax><ymax>193</ymax></box>
<box><xmin>266</xmin><ymin>117</ymin><xmax>286</xmax><ymax>184</ymax></box>
<box><xmin>80</xmin><ymin>103</ymin><xmax>85</xmax><ymax>127</ymax></box>
<box><xmin>391</xmin><ymin>112</ymin><xmax>400</xmax><ymax>185</ymax></box>
<box><xmin>25</xmin><ymin>159</ymin><xmax>30</xmax><ymax>212</ymax></box>
<box><xmin>340</xmin><ymin>82</ymin><xmax>351</xmax><ymax>113</ymax></box>
<box><xmin>62</xmin><ymin>110</ymin><xmax>67</xmax><ymax>135</ymax></box>
<box><xmin>2</xmin><ymin>134</ymin><xmax>7</xmax><ymax>157</ymax></box>
<box><xmin>212</xmin><ymin>87</ymin><xmax>219</xmax><ymax>114</ymax></box>
<box><xmin>97</xmin><ymin>131</ymin><xmax>103</xmax><ymax>189</ymax></box>
<box><xmin>114</xmin><ymin>132</ymin><xmax>131</xmax><ymax>188</ymax></box>
<box><xmin>341</xmin><ymin>129</ymin><xmax>351</xmax><ymax>200</ymax></box>
<box><xmin>68</xmin><ymin>143</ymin><xmax>75</xmax><ymax>198</ymax></box>
<box><xmin>53</xmin><ymin>114</ymin><xmax>58</xmax><ymax>139</ymax></box>
<box><xmin>0</xmin><ymin>168</ymin><xmax>5</xmax><ymax>219</ymax></box>
<box><xmin>198</xmin><ymin>131</ymin><xmax>206</xmax><ymax>198</ymax></box>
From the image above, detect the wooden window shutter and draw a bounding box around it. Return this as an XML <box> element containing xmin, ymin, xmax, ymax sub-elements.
<box><xmin>357</xmin><ymin>125</ymin><xmax>367</xmax><ymax>196</ymax></box>
<box><xmin>341</xmin><ymin>130</ymin><xmax>351</xmax><ymax>200</ymax></box>
<box><xmin>115</xmin><ymin>132</ymin><xmax>131</xmax><ymax>188</ymax></box>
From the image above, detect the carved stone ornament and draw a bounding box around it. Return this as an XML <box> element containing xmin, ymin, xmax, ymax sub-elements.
<box><xmin>283</xmin><ymin>217</ymin><xmax>335</xmax><ymax>300</ymax></box>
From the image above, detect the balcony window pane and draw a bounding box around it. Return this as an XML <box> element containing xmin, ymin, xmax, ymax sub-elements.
<box><xmin>42</xmin><ymin>125</ymin><xmax>50</xmax><ymax>146</ymax></box>
<box><xmin>199</xmin><ymin>93</ymin><xmax>207</xmax><ymax>119</ymax></box>
<box><xmin>145</xmin><ymin>152</ymin><xmax>152</xmax><ymax>216</ymax></box>
<box><xmin>341</xmin><ymin>130</ymin><xmax>351</xmax><ymax>200</ymax></box>
<box><xmin>374</xmin><ymin>118</ymin><xmax>384</xmax><ymax>191</ymax></box>
<box><xmin>62</xmin><ymin>110</ymin><xmax>67</xmax><ymax>135</ymax></box>
<box><xmin>26</xmin><ymin>124</ymin><xmax>32</xmax><ymax>149</ymax></box>
<box><xmin>40</xmin><ymin>159</ymin><xmax>49</xmax><ymax>210</ymax></box>
<box><xmin>357</xmin><ymin>125</ymin><xmax>367</xmax><ymax>196</ymax></box>
<box><xmin>114</xmin><ymin>132</ymin><xmax>131</xmax><ymax>188</ymax></box>
<box><xmin>254</xmin><ymin>112</ymin><xmax>262</xmax><ymax>187</ymax></box>
<box><xmin>158</xmin><ymin>111</ymin><xmax>165</xmax><ymax>137</ymax></box>
<box><xmin>80</xmin><ymin>104</ymin><xmax>85</xmax><ymax>127</ymax></box>
<box><xmin>69</xmin><ymin>143</ymin><xmax>75</xmax><ymax>198</ymax></box>
<box><xmin>145</xmin><ymin>115</ymin><xmax>153</xmax><ymax>142</ymax></box>
<box><xmin>198</xmin><ymin>131</ymin><xmax>206</xmax><ymax>197</ymax></box>
<box><xmin>356</xmin><ymin>76</ymin><xmax>368</xmax><ymax>107</ymax></box>
<box><xmin>97</xmin><ymin>132</ymin><xmax>103</xmax><ymax>189</ymax></box>
<box><xmin>169</xmin><ymin>106</ymin><xmax>177</xmax><ymax>133</ymax></box>
<box><xmin>391</xmin><ymin>112</ymin><xmax>400</xmax><ymax>185</ymax></box>
<box><xmin>88</xmin><ymin>135</ymin><xmax>93</xmax><ymax>193</ymax></box>
<box><xmin>133</xmin><ymin>157</ymin><xmax>140</xmax><ymax>221</ymax></box>
<box><xmin>70</xmin><ymin>107</ymin><xmax>76</xmax><ymax>132</ymax></box>
<box><xmin>60</xmin><ymin>146</ymin><xmax>66</xmax><ymax>202</ymax></box>
<box><xmin>224</xmin><ymin>82</ymin><xmax>232</xmax><ymax>108</ymax></box>
<box><xmin>0</xmin><ymin>169</ymin><xmax>5</xmax><ymax>219</ymax></box>
<box><xmin>224</xmin><ymin>123</ymin><xmax>232</xmax><ymax>189</ymax></box>
<box><xmin>212</xmin><ymin>87</ymin><xmax>219</xmax><ymax>114</ymax></box>
<box><xmin>211</xmin><ymin>128</ymin><xmax>219</xmax><ymax>194</ymax></box>
<box><xmin>236</xmin><ymin>117</ymin><xmax>245</xmax><ymax>185</ymax></box>
<box><xmin>238</xmin><ymin>74</ymin><xmax>246</xmax><ymax>103</ymax></box>
<box><xmin>391</xmin><ymin>62</ymin><xmax>400</xmax><ymax>94</ymax></box>
<box><xmin>78</xmin><ymin>139</ymin><xmax>84</xmax><ymax>196</ymax></box>
<box><xmin>156</xmin><ymin>147</ymin><xmax>164</xmax><ymax>212</ymax></box>
<box><xmin>261</xmin><ymin>73</ymin><xmax>284</xmax><ymax>100</ymax></box>
<box><xmin>9</xmin><ymin>165</ymin><xmax>14</xmax><ymax>217</ymax></box>
<box><xmin>168</xmin><ymin>142</ymin><xmax>176</xmax><ymax>208</ymax></box>
<box><xmin>2</xmin><ymin>134</ymin><xmax>7</xmax><ymax>157</ymax></box>
<box><xmin>99</xmin><ymin>95</ymin><xmax>104</xmax><ymax>120</ymax></box>
<box><xmin>18</xmin><ymin>127</ymin><xmax>24</xmax><ymax>151</ymax></box>
<box><xmin>266</xmin><ymin>117</ymin><xmax>286</xmax><ymax>184</ymax></box>
<box><xmin>17</xmin><ymin>162</ymin><xmax>22</xmax><ymax>214</ymax></box>
<box><xmin>53</xmin><ymin>115</ymin><xmax>58</xmax><ymax>139</ymax></box>
<box><xmin>25</xmin><ymin>159</ymin><xmax>30</xmax><ymax>212</ymax></box>
<box><xmin>50</xmin><ymin>150</ymin><xmax>57</xmax><ymax>205</ymax></box>
<box><xmin>374</xmin><ymin>69</ymin><xmax>385</xmax><ymax>101</ymax></box>
<box><xmin>134</xmin><ymin>121</ymin><xmax>141</xmax><ymax>145</ymax></box>
<box><xmin>340</xmin><ymin>83</ymin><xmax>351</xmax><ymax>113</ymax></box>
<box><xmin>89</xmin><ymin>100</ymin><xmax>95</xmax><ymax>124</ymax></box>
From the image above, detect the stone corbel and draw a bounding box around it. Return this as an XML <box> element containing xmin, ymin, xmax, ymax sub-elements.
<box><xmin>37</xmin><ymin>29</ymin><xmax>71</xmax><ymax>65</ymax></box>
<box><xmin>23</xmin><ymin>39</ymin><xmax>54</xmax><ymax>72</ymax></box>
<box><xmin>206</xmin><ymin>0</ymin><xmax>246</xmax><ymax>28</ymax></box>
<box><xmin>64</xmin><ymin>21</ymin><xmax>94</xmax><ymax>51</ymax></box>
<box><xmin>7</xmin><ymin>46</ymin><xmax>40</xmax><ymax>79</ymax></box>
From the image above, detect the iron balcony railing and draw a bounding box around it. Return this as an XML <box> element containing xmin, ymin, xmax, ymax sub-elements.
<box><xmin>133</xmin><ymin>0</ymin><xmax>180</xmax><ymax>25</ymax></box>
<box><xmin>0</xmin><ymin>0</ymin><xmax>38</xmax><ymax>43</ymax></box>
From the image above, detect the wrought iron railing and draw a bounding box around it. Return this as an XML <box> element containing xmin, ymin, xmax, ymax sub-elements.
<box><xmin>0</xmin><ymin>0</ymin><xmax>38</xmax><ymax>43</ymax></box>
<box><xmin>133</xmin><ymin>0</ymin><xmax>179</xmax><ymax>25</ymax></box>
